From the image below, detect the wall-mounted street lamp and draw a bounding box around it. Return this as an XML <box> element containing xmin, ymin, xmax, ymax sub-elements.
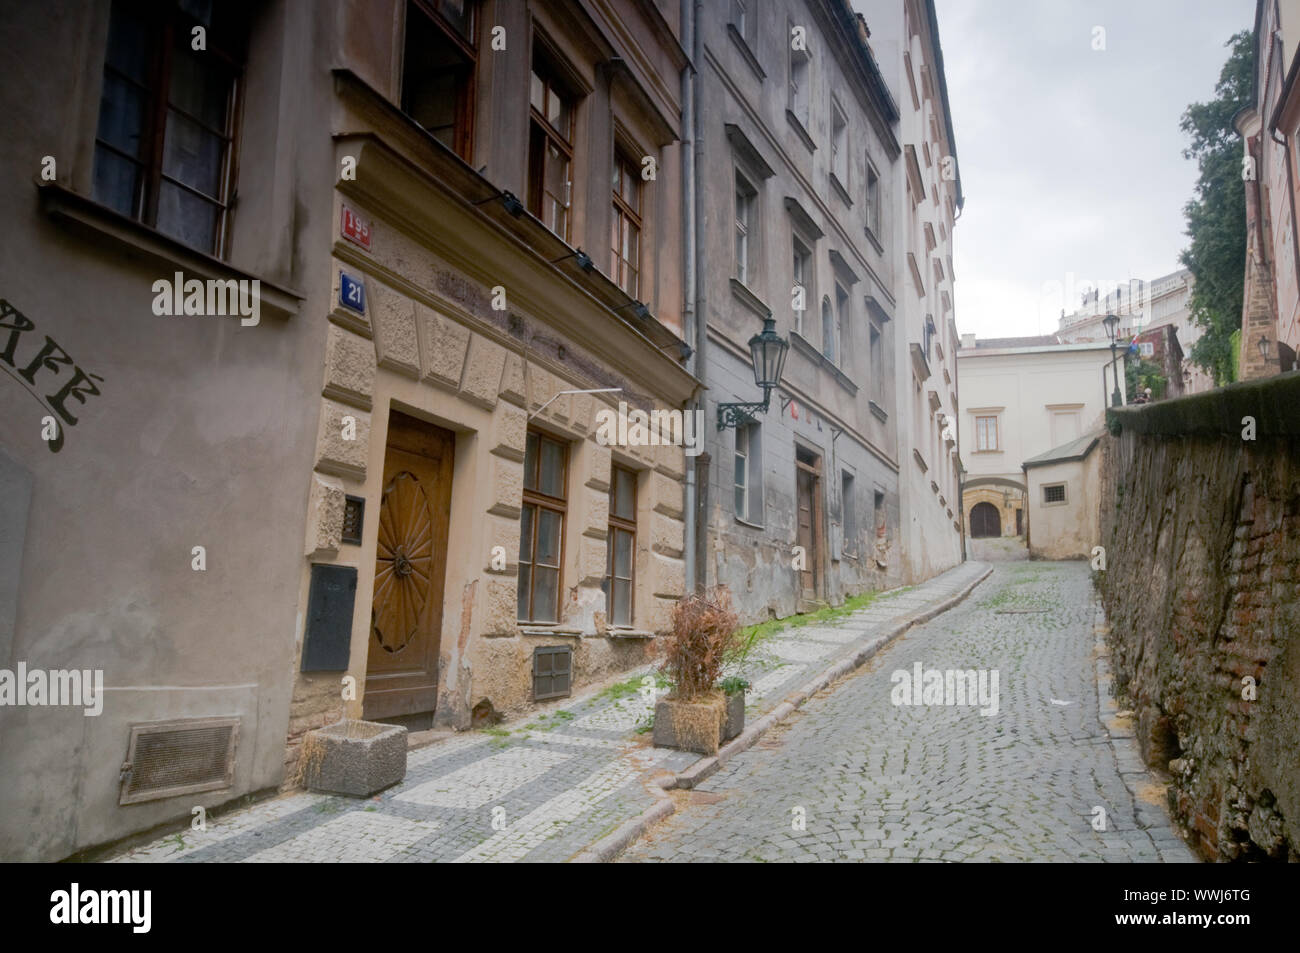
<box><xmin>1258</xmin><ymin>335</ymin><xmax>1272</xmax><ymax>362</ymax></box>
<box><xmin>1103</xmin><ymin>313</ymin><xmax>1122</xmax><ymax>407</ymax></box>
<box><xmin>717</xmin><ymin>313</ymin><xmax>790</xmax><ymax>430</ymax></box>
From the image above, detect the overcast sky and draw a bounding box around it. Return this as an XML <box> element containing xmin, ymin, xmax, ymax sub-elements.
<box><xmin>932</xmin><ymin>0</ymin><xmax>1255</xmax><ymax>338</ymax></box>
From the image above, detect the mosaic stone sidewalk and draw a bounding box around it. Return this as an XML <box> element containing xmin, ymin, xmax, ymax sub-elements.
<box><xmin>107</xmin><ymin>561</ymin><xmax>989</xmax><ymax>864</ymax></box>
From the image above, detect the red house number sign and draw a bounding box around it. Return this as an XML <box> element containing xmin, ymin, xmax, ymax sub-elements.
<box><xmin>341</xmin><ymin>205</ymin><xmax>371</xmax><ymax>250</ymax></box>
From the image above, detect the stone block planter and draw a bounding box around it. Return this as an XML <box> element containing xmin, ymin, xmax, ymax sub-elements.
<box><xmin>722</xmin><ymin>689</ymin><xmax>746</xmax><ymax>742</ymax></box>
<box><xmin>653</xmin><ymin>692</ymin><xmax>726</xmax><ymax>755</ymax></box>
<box><xmin>300</xmin><ymin>718</ymin><xmax>407</xmax><ymax>797</ymax></box>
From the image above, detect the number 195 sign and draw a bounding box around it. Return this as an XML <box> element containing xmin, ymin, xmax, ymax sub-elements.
<box><xmin>341</xmin><ymin>204</ymin><xmax>371</xmax><ymax>250</ymax></box>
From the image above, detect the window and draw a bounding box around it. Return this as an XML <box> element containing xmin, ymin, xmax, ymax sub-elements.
<box><xmin>789</xmin><ymin>43</ymin><xmax>810</xmax><ymax>126</ymax></box>
<box><xmin>528</xmin><ymin>46</ymin><xmax>576</xmax><ymax>240</ymax></box>
<box><xmin>733</xmin><ymin>422</ymin><xmax>763</xmax><ymax>522</ymax></box>
<box><xmin>821</xmin><ymin>296</ymin><xmax>835</xmax><ymax>363</ymax></box>
<box><xmin>1140</xmin><ymin>341</ymin><xmax>1154</xmax><ymax>357</ymax></box>
<box><xmin>841</xmin><ymin>471</ymin><xmax>857</xmax><ymax>555</ymax></box>
<box><xmin>865</xmin><ymin>161</ymin><xmax>881</xmax><ymax>238</ymax></box>
<box><xmin>834</xmin><ymin>284</ymin><xmax>849</xmax><ymax>370</ymax></box>
<box><xmin>93</xmin><ymin>0</ymin><xmax>248</xmax><ymax>255</ymax></box>
<box><xmin>731</xmin><ymin>0</ymin><xmax>757</xmax><ymax>46</ymax></box>
<box><xmin>611</xmin><ymin>150</ymin><xmax>642</xmax><ymax>296</ymax></box>
<box><xmin>831</xmin><ymin>102</ymin><xmax>848</xmax><ymax>186</ymax></box>
<box><xmin>401</xmin><ymin>0</ymin><xmax>478</xmax><ymax>159</ymax></box>
<box><xmin>533</xmin><ymin>645</ymin><xmax>572</xmax><ymax>700</ymax></box>
<box><xmin>1043</xmin><ymin>483</ymin><xmax>1067</xmax><ymax>504</ymax></box>
<box><xmin>604</xmin><ymin>466</ymin><xmax>636</xmax><ymax>627</ymax></box>
<box><xmin>792</xmin><ymin>236</ymin><xmax>812</xmax><ymax>333</ymax></box>
<box><xmin>734</xmin><ymin>170</ymin><xmax>757</xmax><ymax>284</ymax></box>
<box><xmin>869</xmin><ymin>318</ymin><xmax>884</xmax><ymax>399</ymax></box>
<box><xmin>975</xmin><ymin>415</ymin><xmax>999</xmax><ymax>451</ymax></box>
<box><xmin>518</xmin><ymin>431</ymin><xmax>568</xmax><ymax>622</ymax></box>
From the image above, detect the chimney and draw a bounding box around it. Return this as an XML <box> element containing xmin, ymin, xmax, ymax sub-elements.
<box><xmin>960</xmin><ymin>332</ymin><xmax>976</xmax><ymax>348</ymax></box>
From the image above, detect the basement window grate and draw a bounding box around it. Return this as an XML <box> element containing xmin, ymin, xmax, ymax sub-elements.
<box><xmin>342</xmin><ymin>495</ymin><xmax>365</xmax><ymax>545</ymax></box>
<box><xmin>119</xmin><ymin>717</ymin><xmax>239</xmax><ymax>805</ymax></box>
<box><xmin>533</xmin><ymin>645</ymin><xmax>572</xmax><ymax>701</ymax></box>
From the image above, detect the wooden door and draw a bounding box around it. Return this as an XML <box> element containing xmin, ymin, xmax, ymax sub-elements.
<box><xmin>795</xmin><ymin>449</ymin><xmax>822</xmax><ymax>597</ymax></box>
<box><xmin>364</xmin><ymin>412</ymin><xmax>454</xmax><ymax>721</ymax></box>
<box><xmin>970</xmin><ymin>501</ymin><xmax>1001</xmax><ymax>539</ymax></box>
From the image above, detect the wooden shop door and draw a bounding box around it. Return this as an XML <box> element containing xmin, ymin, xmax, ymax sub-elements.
<box><xmin>795</xmin><ymin>448</ymin><xmax>822</xmax><ymax>598</ymax></box>
<box><xmin>364</xmin><ymin>411</ymin><xmax>454</xmax><ymax>722</ymax></box>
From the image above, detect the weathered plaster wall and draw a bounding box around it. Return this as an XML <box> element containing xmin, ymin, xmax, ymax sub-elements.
<box><xmin>1097</xmin><ymin>375</ymin><xmax>1300</xmax><ymax>861</ymax></box>
<box><xmin>1026</xmin><ymin>454</ymin><xmax>1099</xmax><ymax>560</ymax></box>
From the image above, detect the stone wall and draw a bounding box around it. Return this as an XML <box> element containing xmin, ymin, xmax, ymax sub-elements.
<box><xmin>1097</xmin><ymin>373</ymin><xmax>1300</xmax><ymax>860</ymax></box>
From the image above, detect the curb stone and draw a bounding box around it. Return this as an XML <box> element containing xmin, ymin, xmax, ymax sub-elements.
<box><xmin>571</xmin><ymin>563</ymin><xmax>994</xmax><ymax>863</ymax></box>
<box><xmin>1091</xmin><ymin>600</ymin><xmax>1199</xmax><ymax>864</ymax></box>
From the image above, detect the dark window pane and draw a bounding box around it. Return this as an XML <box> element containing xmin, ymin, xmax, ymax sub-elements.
<box><xmin>533</xmin><ymin>566</ymin><xmax>559</xmax><ymax>621</ymax></box>
<box><xmin>169</xmin><ymin>48</ymin><xmax>229</xmax><ymax>130</ymax></box>
<box><xmin>523</xmin><ymin>432</ymin><xmax>539</xmax><ymax>490</ymax></box>
<box><xmin>536</xmin><ymin>509</ymin><xmax>562</xmax><ymax>567</ymax></box>
<box><xmin>613</xmin><ymin>469</ymin><xmax>635</xmax><ymax>520</ymax></box>
<box><xmin>519</xmin><ymin>503</ymin><xmax>534</xmax><ymax>560</ymax></box>
<box><xmin>612</xmin><ymin>579</ymin><xmax>630</xmax><ymax>626</ymax></box>
<box><xmin>516</xmin><ymin>563</ymin><xmax>530</xmax><ymax>619</ymax></box>
<box><xmin>105</xmin><ymin>4</ymin><xmax>152</xmax><ymax>84</ymax></box>
<box><xmin>97</xmin><ymin>72</ymin><xmax>149</xmax><ymax>158</ymax></box>
<box><xmin>614</xmin><ymin>529</ymin><xmax>632</xmax><ymax>577</ymax></box>
<box><xmin>539</xmin><ymin>438</ymin><xmax>565</xmax><ymax>497</ymax></box>
<box><xmin>92</xmin><ymin>145</ymin><xmax>141</xmax><ymax>218</ymax></box>
<box><xmin>163</xmin><ymin>110</ymin><xmax>225</xmax><ymax>198</ymax></box>
<box><xmin>156</xmin><ymin>180</ymin><xmax>217</xmax><ymax>251</ymax></box>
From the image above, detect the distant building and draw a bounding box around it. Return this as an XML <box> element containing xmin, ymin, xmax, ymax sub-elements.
<box><xmin>1022</xmin><ymin>429</ymin><xmax>1104</xmax><ymax>560</ymax></box>
<box><xmin>1235</xmin><ymin>0</ymin><xmax>1300</xmax><ymax>378</ymax></box>
<box><xmin>956</xmin><ymin>334</ymin><xmax>1122</xmax><ymax>551</ymax></box>
<box><xmin>1057</xmin><ymin>268</ymin><xmax>1212</xmax><ymax>394</ymax></box>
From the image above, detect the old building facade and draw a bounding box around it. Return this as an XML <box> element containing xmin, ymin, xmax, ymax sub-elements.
<box><xmin>0</xmin><ymin>0</ymin><xmax>694</xmax><ymax>861</ymax></box>
<box><xmin>1237</xmin><ymin>0</ymin><xmax>1300</xmax><ymax>379</ymax></box>
<box><xmin>862</xmin><ymin>0</ymin><xmax>964</xmax><ymax>584</ymax></box>
<box><xmin>688</xmin><ymin>0</ymin><xmax>905</xmax><ymax>622</ymax></box>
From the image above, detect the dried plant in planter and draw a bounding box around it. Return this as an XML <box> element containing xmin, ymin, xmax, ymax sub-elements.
<box><xmin>659</xmin><ymin>587</ymin><xmax>742</xmax><ymax>700</ymax></box>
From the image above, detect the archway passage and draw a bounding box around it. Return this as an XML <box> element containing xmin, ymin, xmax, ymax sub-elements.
<box><xmin>970</xmin><ymin>501</ymin><xmax>1001</xmax><ymax>539</ymax></box>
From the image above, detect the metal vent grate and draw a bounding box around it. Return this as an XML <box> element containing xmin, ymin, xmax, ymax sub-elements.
<box><xmin>533</xmin><ymin>645</ymin><xmax>572</xmax><ymax>701</ymax></box>
<box><xmin>119</xmin><ymin>717</ymin><xmax>239</xmax><ymax>805</ymax></box>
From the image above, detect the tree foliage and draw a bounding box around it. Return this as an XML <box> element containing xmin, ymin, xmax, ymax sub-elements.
<box><xmin>1179</xmin><ymin>31</ymin><xmax>1253</xmax><ymax>386</ymax></box>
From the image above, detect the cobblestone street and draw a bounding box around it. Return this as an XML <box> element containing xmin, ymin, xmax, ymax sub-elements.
<box><xmin>620</xmin><ymin>560</ymin><xmax>1199</xmax><ymax>863</ymax></box>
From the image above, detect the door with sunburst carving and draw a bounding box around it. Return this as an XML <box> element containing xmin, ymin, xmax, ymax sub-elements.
<box><xmin>364</xmin><ymin>411</ymin><xmax>454</xmax><ymax>722</ymax></box>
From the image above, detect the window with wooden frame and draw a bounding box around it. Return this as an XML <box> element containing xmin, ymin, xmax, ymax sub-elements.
<box><xmin>528</xmin><ymin>44</ymin><xmax>576</xmax><ymax>240</ymax></box>
<box><xmin>611</xmin><ymin>148</ymin><xmax>642</xmax><ymax>297</ymax></box>
<box><xmin>517</xmin><ymin>431</ymin><xmax>568</xmax><ymax>622</ymax></box>
<box><xmin>788</xmin><ymin>41</ymin><xmax>811</xmax><ymax>126</ymax></box>
<box><xmin>92</xmin><ymin>0</ymin><xmax>249</xmax><ymax>256</ymax></box>
<box><xmin>820</xmin><ymin>296</ymin><xmax>835</xmax><ymax>363</ymax></box>
<box><xmin>830</xmin><ymin>100</ymin><xmax>848</xmax><ymax>186</ymax></box>
<box><xmin>975</xmin><ymin>415</ymin><xmax>999</xmax><ymax>452</ymax></box>
<box><xmin>733</xmin><ymin>421</ymin><xmax>763</xmax><ymax>523</ymax></box>
<box><xmin>401</xmin><ymin>0</ymin><xmax>478</xmax><ymax>160</ymax></box>
<box><xmin>869</xmin><ymin>317</ymin><xmax>883</xmax><ymax>400</ymax></box>
<box><xmin>604</xmin><ymin>465</ymin><xmax>636</xmax><ymax>627</ymax></box>
<box><xmin>834</xmin><ymin>283</ymin><xmax>849</xmax><ymax>370</ymax></box>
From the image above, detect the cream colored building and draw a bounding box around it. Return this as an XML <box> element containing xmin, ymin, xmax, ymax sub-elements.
<box><xmin>1022</xmin><ymin>430</ymin><xmax>1104</xmax><ymax>560</ymax></box>
<box><xmin>956</xmin><ymin>335</ymin><xmax>1123</xmax><ymax>549</ymax></box>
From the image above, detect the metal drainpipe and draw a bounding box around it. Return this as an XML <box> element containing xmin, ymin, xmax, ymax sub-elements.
<box><xmin>690</xmin><ymin>0</ymin><xmax>709</xmax><ymax>593</ymax></box>
<box><xmin>680</xmin><ymin>0</ymin><xmax>699</xmax><ymax>593</ymax></box>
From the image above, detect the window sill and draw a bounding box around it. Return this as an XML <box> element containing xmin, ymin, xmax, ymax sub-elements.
<box><xmin>729</xmin><ymin>277</ymin><xmax>770</xmax><ymax>320</ymax></box>
<box><xmin>972</xmin><ymin>449</ymin><xmax>1003</xmax><ymax>455</ymax></box>
<box><xmin>606</xmin><ymin>628</ymin><xmax>654</xmax><ymax>640</ymax></box>
<box><xmin>913</xmin><ymin>449</ymin><xmax>928</xmax><ymax>472</ymax></box>
<box><xmin>727</xmin><ymin>24</ymin><xmax>766</xmax><ymax>82</ymax></box>
<box><xmin>863</xmin><ymin>226</ymin><xmax>884</xmax><ymax>255</ymax></box>
<box><xmin>789</xmin><ymin>331</ymin><xmax>858</xmax><ymax>396</ymax></box>
<box><xmin>786</xmin><ymin>109</ymin><xmax>816</xmax><ymax>154</ymax></box>
<box><xmin>38</xmin><ymin>183</ymin><xmax>303</xmax><ymax>319</ymax></box>
<box><xmin>869</xmin><ymin>399</ymin><xmax>889</xmax><ymax>423</ymax></box>
<box><xmin>829</xmin><ymin>173</ymin><xmax>853</xmax><ymax>208</ymax></box>
<box><xmin>519</xmin><ymin>625</ymin><xmax>583</xmax><ymax>637</ymax></box>
<box><xmin>734</xmin><ymin>515</ymin><xmax>765</xmax><ymax>531</ymax></box>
